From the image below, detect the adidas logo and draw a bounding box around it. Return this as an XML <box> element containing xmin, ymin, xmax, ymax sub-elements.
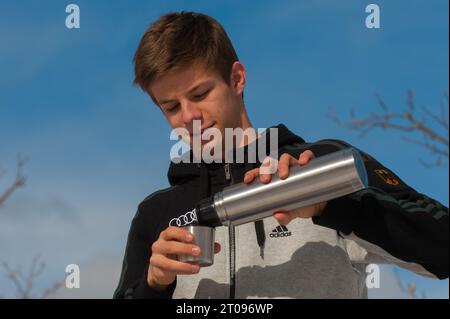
<box><xmin>269</xmin><ymin>225</ymin><xmax>292</xmax><ymax>238</ymax></box>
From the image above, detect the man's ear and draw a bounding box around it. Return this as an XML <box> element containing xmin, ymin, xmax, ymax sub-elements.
<box><xmin>230</xmin><ymin>61</ymin><xmax>246</xmax><ymax>96</ymax></box>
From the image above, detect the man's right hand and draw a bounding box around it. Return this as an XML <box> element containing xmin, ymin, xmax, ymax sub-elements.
<box><xmin>148</xmin><ymin>226</ymin><xmax>221</xmax><ymax>290</ymax></box>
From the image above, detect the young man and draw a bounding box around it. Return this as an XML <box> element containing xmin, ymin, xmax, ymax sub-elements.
<box><xmin>114</xmin><ymin>12</ymin><xmax>448</xmax><ymax>299</ymax></box>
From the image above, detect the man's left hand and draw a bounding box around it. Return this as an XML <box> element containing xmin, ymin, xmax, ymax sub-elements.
<box><xmin>243</xmin><ymin>150</ymin><xmax>327</xmax><ymax>225</ymax></box>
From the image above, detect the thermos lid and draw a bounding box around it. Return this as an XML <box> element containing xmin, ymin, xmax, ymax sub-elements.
<box><xmin>195</xmin><ymin>197</ymin><xmax>221</xmax><ymax>227</ymax></box>
<box><xmin>350</xmin><ymin>148</ymin><xmax>368</xmax><ymax>189</ymax></box>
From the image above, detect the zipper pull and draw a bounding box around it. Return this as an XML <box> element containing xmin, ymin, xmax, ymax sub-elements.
<box><xmin>224</xmin><ymin>163</ymin><xmax>231</xmax><ymax>181</ymax></box>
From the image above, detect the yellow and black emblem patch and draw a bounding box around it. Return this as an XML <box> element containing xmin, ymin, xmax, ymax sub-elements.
<box><xmin>374</xmin><ymin>169</ymin><xmax>400</xmax><ymax>186</ymax></box>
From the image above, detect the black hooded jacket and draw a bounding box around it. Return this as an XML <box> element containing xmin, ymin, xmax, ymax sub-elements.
<box><xmin>114</xmin><ymin>124</ymin><xmax>449</xmax><ymax>299</ymax></box>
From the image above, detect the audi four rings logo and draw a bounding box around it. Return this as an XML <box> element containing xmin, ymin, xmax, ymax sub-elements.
<box><xmin>169</xmin><ymin>209</ymin><xmax>198</xmax><ymax>227</ymax></box>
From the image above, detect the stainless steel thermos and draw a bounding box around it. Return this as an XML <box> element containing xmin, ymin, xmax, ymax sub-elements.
<box><xmin>179</xmin><ymin>148</ymin><xmax>368</xmax><ymax>266</ymax></box>
<box><xmin>195</xmin><ymin>148</ymin><xmax>368</xmax><ymax>227</ymax></box>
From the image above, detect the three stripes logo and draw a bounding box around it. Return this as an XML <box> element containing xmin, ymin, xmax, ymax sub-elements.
<box><xmin>269</xmin><ymin>225</ymin><xmax>292</xmax><ymax>238</ymax></box>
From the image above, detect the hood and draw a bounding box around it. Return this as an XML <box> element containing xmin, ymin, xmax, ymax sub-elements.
<box><xmin>167</xmin><ymin>123</ymin><xmax>305</xmax><ymax>186</ymax></box>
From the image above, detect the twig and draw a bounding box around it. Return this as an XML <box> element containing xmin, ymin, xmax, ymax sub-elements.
<box><xmin>0</xmin><ymin>155</ymin><xmax>28</xmax><ymax>205</ymax></box>
<box><xmin>328</xmin><ymin>91</ymin><xmax>449</xmax><ymax>168</ymax></box>
<box><xmin>1</xmin><ymin>255</ymin><xmax>64</xmax><ymax>299</ymax></box>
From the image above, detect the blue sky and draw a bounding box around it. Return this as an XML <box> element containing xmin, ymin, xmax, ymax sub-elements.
<box><xmin>0</xmin><ymin>0</ymin><xmax>448</xmax><ymax>298</ymax></box>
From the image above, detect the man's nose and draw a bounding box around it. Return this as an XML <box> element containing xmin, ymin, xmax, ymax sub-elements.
<box><xmin>181</xmin><ymin>101</ymin><xmax>202</xmax><ymax>126</ymax></box>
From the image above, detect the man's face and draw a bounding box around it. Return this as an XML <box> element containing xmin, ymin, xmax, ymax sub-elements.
<box><xmin>149</xmin><ymin>61</ymin><xmax>248</xmax><ymax>150</ymax></box>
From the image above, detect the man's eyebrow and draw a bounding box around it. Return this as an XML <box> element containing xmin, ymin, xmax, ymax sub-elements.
<box><xmin>158</xmin><ymin>80</ymin><xmax>213</xmax><ymax>105</ymax></box>
<box><xmin>158</xmin><ymin>97</ymin><xmax>176</xmax><ymax>105</ymax></box>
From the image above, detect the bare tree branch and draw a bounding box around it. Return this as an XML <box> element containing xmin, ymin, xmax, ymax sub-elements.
<box><xmin>0</xmin><ymin>158</ymin><xmax>64</xmax><ymax>299</ymax></box>
<box><xmin>2</xmin><ymin>262</ymin><xmax>28</xmax><ymax>298</ymax></box>
<box><xmin>1</xmin><ymin>255</ymin><xmax>64</xmax><ymax>299</ymax></box>
<box><xmin>40</xmin><ymin>280</ymin><xmax>65</xmax><ymax>299</ymax></box>
<box><xmin>1</xmin><ymin>156</ymin><xmax>64</xmax><ymax>299</ymax></box>
<box><xmin>0</xmin><ymin>155</ymin><xmax>29</xmax><ymax>206</ymax></box>
<box><xmin>393</xmin><ymin>267</ymin><xmax>423</xmax><ymax>299</ymax></box>
<box><xmin>393</xmin><ymin>268</ymin><xmax>405</xmax><ymax>294</ymax></box>
<box><xmin>407</xmin><ymin>282</ymin><xmax>417</xmax><ymax>299</ymax></box>
<box><xmin>328</xmin><ymin>91</ymin><xmax>449</xmax><ymax>168</ymax></box>
<box><xmin>422</xmin><ymin>105</ymin><xmax>448</xmax><ymax>131</ymax></box>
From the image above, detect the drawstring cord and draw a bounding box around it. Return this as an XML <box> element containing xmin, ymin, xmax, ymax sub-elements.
<box><xmin>244</xmin><ymin>162</ymin><xmax>266</xmax><ymax>260</ymax></box>
<box><xmin>199</xmin><ymin>162</ymin><xmax>266</xmax><ymax>260</ymax></box>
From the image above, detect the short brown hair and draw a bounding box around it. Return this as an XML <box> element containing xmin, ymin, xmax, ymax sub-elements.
<box><xmin>133</xmin><ymin>12</ymin><xmax>239</xmax><ymax>101</ymax></box>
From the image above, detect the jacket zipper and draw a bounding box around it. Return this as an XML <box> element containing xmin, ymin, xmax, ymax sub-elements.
<box><xmin>224</xmin><ymin>163</ymin><xmax>236</xmax><ymax>299</ymax></box>
<box><xmin>224</xmin><ymin>162</ymin><xmax>231</xmax><ymax>180</ymax></box>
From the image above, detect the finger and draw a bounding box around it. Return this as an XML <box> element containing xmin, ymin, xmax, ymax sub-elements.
<box><xmin>150</xmin><ymin>254</ymin><xmax>200</xmax><ymax>275</ymax></box>
<box><xmin>259</xmin><ymin>156</ymin><xmax>278</xmax><ymax>175</ymax></box>
<box><xmin>244</xmin><ymin>168</ymin><xmax>259</xmax><ymax>184</ymax></box>
<box><xmin>278</xmin><ymin>153</ymin><xmax>298</xmax><ymax>179</ymax></box>
<box><xmin>152</xmin><ymin>240</ymin><xmax>201</xmax><ymax>257</ymax></box>
<box><xmin>298</xmin><ymin>150</ymin><xmax>315</xmax><ymax>165</ymax></box>
<box><xmin>214</xmin><ymin>242</ymin><xmax>221</xmax><ymax>254</ymax></box>
<box><xmin>259</xmin><ymin>157</ymin><xmax>273</xmax><ymax>184</ymax></box>
<box><xmin>161</xmin><ymin>226</ymin><xmax>194</xmax><ymax>243</ymax></box>
<box><xmin>273</xmin><ymin>210</ymin><xmax>294</xmax><ymax>226</ymax></box>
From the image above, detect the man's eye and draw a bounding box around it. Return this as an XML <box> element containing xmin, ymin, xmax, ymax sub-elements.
<box><xmin>164</xmin><ymin>104</ymin><xmax>179</xmax><ymax>113</ymax></box>
<box><xmin>193</xmin><ymin>90</ymin><xmax>210</xmax><ymax>100</ymax></box>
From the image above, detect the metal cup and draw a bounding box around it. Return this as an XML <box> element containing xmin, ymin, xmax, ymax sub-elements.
<box><xmin>178</xmin><ymin>225</ymin><xmax>215</xmax><ymax>267</ymax></box>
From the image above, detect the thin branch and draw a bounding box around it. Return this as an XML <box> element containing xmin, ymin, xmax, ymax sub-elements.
<box><xmin>2</xmin><ymin>262</ymin><xmax>28</xmax><ymax>298</ymax></box>
<box><xmin>329</xmin><ymin>91</ymin><xmax>449</xmax><ymax>167</ymax></box>
<box><xmin>406</xmin><ymin>90</ymin><xmax>415</xmax><ymax>113</ymax></box>
<box><xmin>422</xmin><ymin>105</ymin><xmax>448</xmax><ymax>131</ymax></box>
<box><xmin>440</xmin><ymin>93</ymin><xmax>449</xmax><ymax>131</ymax></box>
<box><xmin>402</xmin><ymin>104</ymin><xmax>448</xmax><ymax>147</ymax></box>
<box><xmin>24</xmin><ymin>255</ymin><xmax>45</xmax><ymax>298</ymax></box>
<box><xmin>40</xmin><ymin>280</ymin><xmax>65</xmax><ymax>299</ymax></box>
<box><xmin>393</xmin><ymin>268</ymin><xmax>424</xmax><ymax>299</ymax></box>
<box><xmin>1</xmin><ymin>255</ymin><xmax>64</xmax><ymax>299</ymax></box>
<box><xmin>407</xmin><ymin>283</ymin><xmax>417</xmax><ymax>299</ymax></box>
<box><xmin>401</xmin><ymin>136</ymin><xmax>449</xmax><ymax>158</ymax></box>
<box><xmin>375</xmin><ymin>93</ymin><xmax>389</xmax><ymax>112</ymax></box>
<box><xmin>418</xmin><ymin>158</ymin><xmax>446</xmax><ymax>168</ymax></box>
<box><xmin>0</xmin><ymin>155</ymin><xmax>28</xmax><ymax>206</ymax></box>
<box><xmin>393</xmin><ymin>268</ymin><xmax>405</xmax><ymax>294</ymax></box>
